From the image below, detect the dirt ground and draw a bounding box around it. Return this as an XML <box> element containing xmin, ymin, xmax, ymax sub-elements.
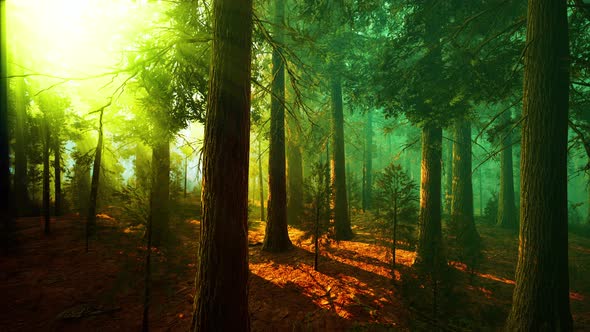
<box><xmin>1</xmin><ymin>202</ymin><xmax>589</xmax><ymax>331</ymax></box>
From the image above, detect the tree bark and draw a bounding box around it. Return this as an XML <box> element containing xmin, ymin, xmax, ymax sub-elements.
<box><xmin>444</xmin><ymin>137</ymin><xmax>453</xmax><ymax>215</ymax></box>
<box><xmin>258</xmin><ymin>138</ymin><xmax>265</xmax><ymax>222</ymax></box>
<box><xmin>54</xmin><ymin>138</ymin><xmax>62</xmax><ymax>216</ymax></box>
<box><xmin>263</xmin><ymin>0</ymin><xmax>292</xmax><ymax>252</ymax></box>
<box><xmin>362</xmin><ymin>111</ymin><xmax>373</xmax><ymax>211</ymax></box>
<box><xmin>506</xmin><ymin>0</ymin><xmax>572</xmax><ymax>329</ymax></box>
<box><xmin>330</xmin><ymin>76</ymin><xmax>353</xmax><ymax>240</ymax></box>
<box><xmin>286</xmin><ymin>115</ymin><xmax>303</xmax><ymax>226</ymax></box>
<box><xmin>450</xmin><ymin>120</ymin><xmax>479</xmax><ymax>252</ymax></box>
<box><xmin>497</xmin><ymin>110</ymin><xmax>517</xmax><ymax>229</ymax></box>
<box><xmin>14</xmin><ymin>75</ymin><xmax>29</xmax><ymax>217</ymax></box>
<box><xmin>413</xmin><ymin>125</ymin><xmax>445</xmax><ymax>270</ymax></box>
<box><xmin>190</xmin><ymin>0</ymin><xmax>252</xmax><ymax>329</ymax></box>
<box><xmin>0</xmin><ymin>0</ymin><xmax>14</xmax><ymax>244</ymax></box>
<box><xmin>150</xmin><ymin>138</ymin><xmax>170</xmax><ymax>247</ymax></box>
<box><xmin>42</xmin><ymin>117</ymin><xmax>51</xmax><ymax>235</ymax></box>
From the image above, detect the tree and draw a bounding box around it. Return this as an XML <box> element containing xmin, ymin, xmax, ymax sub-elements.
<box><xmin>505</xmin><ymin>0</ymin><xmax>573</xmax><ymax>329</ymax></box>
<box><xmin>263</xmin><ymin>0</ymin><xmax>292</xmax><ymax>252</ymax></box>
<box><xmin>362</xmin><ymin>111</ymin><xmax>373</xmax><ymax>211</ymax></box>
<box><xmin>87</xmin><ymin>103</ymin><xmax>107</xmax><ymax>251</ymax></box>
<box><xmin>0</xmin><ymin>0</ymin><xmax>15</xmax><ymax>245</ymax></box>
<box><xmin>331</xmin><ymin>75</ymin><xmax>353</xmax><ymax>240</ymax></box>
<box><xmin>414</xmin><ymin>124</ymin><xmax>444</xmax><ymax>269</ymax></box>
<box><xmin>13</xmin><ymin>74</ymin><xmax>29</xmax><ymax>217</ymax></box>
<box><xmin>374</xmin><ymin>162</ymin><xmax>418</xmax><ymax>270</ymax></box>
<box><xmin>303</xmin><ymin>161</ymin><xmax>331</xmax><ymax>271</ymax></box>
<box><xmin>190</xmin><ymin>0</ymin><xmax>253</xmax><ymax>329</ymax></box>
<box><xmin>286</xmin><ymin>112</ymin><xmax>304</xmax><ymax>226</ymax></box>
<box><xmin>42</xmin><ymin>112</ymin><xmax>50</xmax><ymax>234</ymax></box>
<box><xmin>450</xmin><ymin>118</ymin><xmax>480</xmax><ymax>258</ymax></box>
<box><xmin>496</xmin><ymin>109</ymin><xmax>517</xmax><ymax>229</ymax></box>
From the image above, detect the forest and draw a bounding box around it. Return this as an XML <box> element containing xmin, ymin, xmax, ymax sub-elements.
<box><xmin>0</xmin><ymin>0</ymin><xmax>589</xmax><ymax>331</ymax></box>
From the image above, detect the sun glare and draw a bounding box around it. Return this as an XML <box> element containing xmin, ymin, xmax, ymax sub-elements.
<box><xmin>7</xmin><ymin>0</ymin><xmax>152</xmax><ymax>76</ymax></box>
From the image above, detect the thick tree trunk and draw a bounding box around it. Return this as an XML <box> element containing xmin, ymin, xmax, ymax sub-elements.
<box><xmin>497</xmin><ymin>110</ymin><xmax>517</xmax><ymax>229</ymax></box>
<box><xmin>0</xmin><ymin>1</ymin><xmax>14</xmax><ymax>244</ymax></box>
<box><xmin>14</xmin><ymin>75</ymin><xmax>29</xmax><ymax>217</ymax></box>
<box><xmin>330</xmin><ymin>76</ymin><xmax>352</xmax><ymax>240</ymax></box>
<box><xmin>263</xmin><ymin>0</ymin><xmax>292</xmax><ymax>252</ymax></box>
<box><xmin>450</xmin><ymin>120</ymin><xmax>479</xmax><ymax>252</ymax></box>
<box><xmin>190</xmin><ymin>0</ymin><xmax>252</xmax><ymax>329</ymax></box>
<box><xmin>150</xmin><ymin>138</ymin><xmax>170</xmax><ymax>247</ymax></box>
<box><xmin>42</xmin><ymin>118</ymin><xmax>51</xmax><ymax>235</ymax></box>
<box><xmin>505</xmin><ymin>0</ymin><xmax>572</xmax><ymax>330</ymax></box>
<box><xmin>362</xmin><ymin>111</ymin><xmax>373</xmax><ymax>211</ymax></box>
<box><xmin>286</xmin><ymin>119</ymin><xmax>303</xmax><ymax>226</ymax></box>
<box><xmin>413</xmin><ymin>125</ymin><xmax>445</xmax><ymax>270</ymax></box>
<box><xmin>54</xmin><ymin>139</ymin><xmax>62</xmax><ymax>216</ymax></box>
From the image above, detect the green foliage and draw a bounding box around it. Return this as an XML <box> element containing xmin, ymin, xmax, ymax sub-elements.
<box><xmin>372</xmin><ymin>161</ymin><xmax>418</xmax><ymax>261</ymax></box>
<box><xmin>301</xmin><ymin>161</ymin><xmax>332</xmax><ymax>249</ymax></box>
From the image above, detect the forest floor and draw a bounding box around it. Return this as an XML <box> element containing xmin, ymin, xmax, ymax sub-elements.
<box><xmin>1</xmin><ymin>197</ymin><xmax>589</xmax><ymax>331</ymax></box>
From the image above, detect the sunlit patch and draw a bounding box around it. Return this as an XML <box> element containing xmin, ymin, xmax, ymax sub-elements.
<box><xmin>570</xmin><ymin>292</ymin><xmax>585</xmax><ymax>301</ymax></box>
<box><xmin>467</xmin><ymin>285</ymin><xmax>494</xmax><ymax>299</ymax></box>
<box><xmin>96</xmin><ymin>213</ymin><xmax>116</xmax><ymax>222</ymax></box>
<box><xmin>188</xmin><ymin>219</ymin><xmax>200</xmax><ymax>225</ymax></box>
<box><xmin>450</xmin><ymin>261</ymin><xmax>515</xmax><ymax>285</ymax></box>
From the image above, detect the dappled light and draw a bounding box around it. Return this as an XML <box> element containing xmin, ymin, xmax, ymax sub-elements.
<box><xmin>1</xmin><ymin>0</ymin><xmax>589</xmax><ymax>330</ymax></box>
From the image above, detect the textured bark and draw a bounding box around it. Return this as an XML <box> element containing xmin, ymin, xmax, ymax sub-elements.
<box><xmin>14</xmin><ymin>75</ymin><xmax>29</xmax><ymax>217</ymax></box>
<box><xmin>444</xmin><ymin>138</ymin><xmax>453</xmax><ymax>215</ymax></box>
<box><xmin>286</xmin><ymin>116</ymin><xmax>303</xmax><ymax>226</ymax></box>
<box><xmin>450</xmin><ymin>120</ymin><xmax>479</xmax><ymax>251</ymax></box>
<box><xmin>0</xmin><ymin>0</ymin><xmax>14</xmax><ymax>243</ymax></box>
<box><xmin>330</xmin><ymin>77</ymin><xmax>352</xmax><ymax>240</ymax></box>
<box><xmin>54</xmin><ymin>139</ymin><xmax>62</xmax><ymax>216</ymax></box>
<box><xmin>413</xmin><ymin>125</ymin><xmax>445</xmax><ymax>270</ymax></box>
<box><xmin>190</xmin><ymin>0</ymin><xmax>252</xmax><ymax>329</ymax></box>
<box><xmin>258</xmin><ymin>138</ymin><xmax>265</xmax><ymax>222</ymax></box>
<box><xmin>263</xmin><ymin>0</ymin><xmax>292</xmax><ymax>252</ymax></box>
<box><xmin>505</xmin><ymin>0</ymin><xmax>572</xmax><ymax>330</ymax></box>
<box><xmin>150</xmin><ymin>139</ymin><xmax>170</xmax><ymax>247</ymax></box>
<box><xmin>362</xmin><ymin>111</ymin><xmax>373</xmax><ymax>212</ymax></box>
<box><xmin>497</xmin><ymin>111</ymin><xmax>517</xmax><ymax>229</ymax></box>
<box><xmin>42</xmin><ymin>117</ymin><xmax>51</xmax><ymax>235</ymax></box>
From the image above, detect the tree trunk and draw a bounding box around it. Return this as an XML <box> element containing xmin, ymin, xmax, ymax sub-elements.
<box><xmin>497</xmin><ymin>110</ymin><xmax>517</xmax><ymax>229</ymax></box>
<box><xmin>450</xmin><ymin>120</ymin><xmax>479</xmax><ymax>253</ymax></box>
<box><xmin>258</xmin><ymin>138</ymin><xmax>265</xmax><ymax>222</ymax></box>
<box><xmin>184</xmin><ymin>156</ymin><xmax>188</xmax><ymax>199</ymax></box>
<box><xmin>14</xmin><ymin>75</ymin><xmax>29</xmax><ymax>217</ymax></box>
<box><xmin>87</xmin><ymin>109</ymin><xmax>104</xmax><ymax>251</ymax></box>
<box><xmin>43</xmin><ymin>117</ymin><xmax>51</xmax><ymax>235</ymax></box>
<box><xmin>0</xmin><ymin>1</ymin><xmax>15</xmax><ymax>243</ymax></box>
<box><xmin>263</xmin><ymin>0</ymin><xmax>291</xmax><ymax>252</ymax></box>
<box><xmin>444</xmin><ymin>137</ymin><xmax>453</xmax><ymax>215</ymax></box>
<box><xmin>54</xmin><ymin>138</ymin><xmax>62</xmax><ymax>216</ymax></box>
<box><xmin>330</xmin><ymin>76</ymin><xmax>352</xmax><ymax>240</ymax></box>
<box><xmin>362</xmin><ymin>111</ymin><xmax>373</xmax><ymax>211</ymax></box>
<box><xmin>506</xmin><ymin>0</ymin><xmax>572</xmax><ymax>329</ymax></box>
<box><xmin>150</xmin><ymin>138</ymin><xmax>170</xmax><ymax>247</ymax></box>
<box><xmin>287</xmin><ymin>114</ymin><xmax>303</xmax><ymax>226</ymax></box>
<box><xmin>190</xmin><ymin>0</ymin><xmax>252</xmax><ymax>329</ymax></box>
<box><xmin>413</xmin><ymin>125</ymin><xmax>445</xmax><ymax>270</ymax></box>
